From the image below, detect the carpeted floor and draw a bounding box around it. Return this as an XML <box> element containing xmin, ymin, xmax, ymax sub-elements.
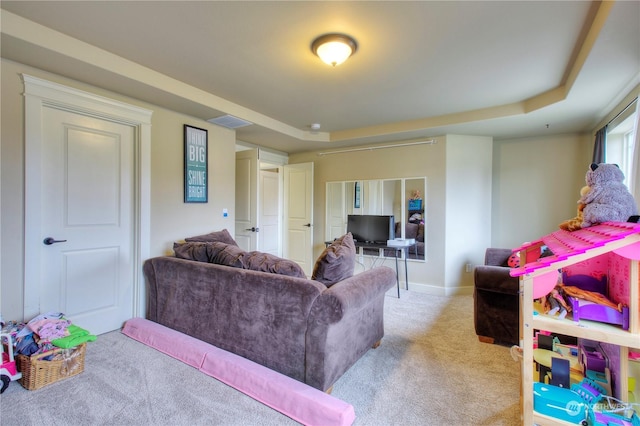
<box><xmin>0</xmin><ymin>291</ymin><xmax>521</xmax><ymax>425</ymax></box>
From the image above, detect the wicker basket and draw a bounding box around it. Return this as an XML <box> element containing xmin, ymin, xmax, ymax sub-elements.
<box><xmin>16</xmin><ymin>343</ymin><xmax>86</xmax><ymax>390</ymax></box>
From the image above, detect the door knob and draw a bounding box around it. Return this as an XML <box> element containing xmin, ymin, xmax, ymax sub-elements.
<box><xmin>303</xmin><ymin>223</ymin><xmax>312</xmax><ymax>227</ymax></box>
<box><xmin>245</xmin><ymin>227</ymin><xmax>259</xmax><ymax>232</ymax></box>
<box><xmin>43</xmin><ymin>237</ymin><xmax>67</xmax><ymax>245</ymax></box>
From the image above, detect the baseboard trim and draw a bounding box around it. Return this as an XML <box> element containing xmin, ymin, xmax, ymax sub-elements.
<box><xmin>404</xmin><ymin>282</ymin><xmax>474</xmax><ymax>296</ymax></box>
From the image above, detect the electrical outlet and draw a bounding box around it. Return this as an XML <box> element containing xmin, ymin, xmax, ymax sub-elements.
<box><xmin>465</xmin><ymin>263</ymin><xmax>473</xmax><ymax>273</ymax></box>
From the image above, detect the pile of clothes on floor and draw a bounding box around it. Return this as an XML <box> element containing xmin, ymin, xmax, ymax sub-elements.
<box><xmin>3</xmin><ymin>311</ymin><xmax>97</xmax><ymax>358</ymax></box>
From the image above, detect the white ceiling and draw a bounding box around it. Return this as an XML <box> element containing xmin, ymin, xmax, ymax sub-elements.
<box><xmin>2</xmin><ymin>1</ymin><xmax>639</xmax><ymax>154</ymax></box>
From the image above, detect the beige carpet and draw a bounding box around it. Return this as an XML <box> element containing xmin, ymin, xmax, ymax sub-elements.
<box><xmin>0</xmin><ymin>291</ymin><xmax>521</xmax><ymax>425</ymax></box>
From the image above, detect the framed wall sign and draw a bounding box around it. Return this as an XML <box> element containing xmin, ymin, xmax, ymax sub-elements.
<box><xmin>184</xmin><ymin>124</ymin><xmax>208</xmax><ymax>203</ymax></box>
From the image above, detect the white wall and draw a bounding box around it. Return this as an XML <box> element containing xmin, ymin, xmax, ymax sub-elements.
<box><xmin>492</xmin><ymin>133</ymin><xmax>592</xmax><ymax>249</ymax></box>
<box><xmin>0</xmin><ymin>60</ymin><xmax>612</xmax><ymax>321</ymax></box>
<box><xmin>291</xmin><ymin>132</ymin><xmax>597</xmax><ymax>295</ymax></box>
<box><xmin>445</xmin><ymin>135</ymin><xmax>493</xmax><ymax>292</ymax></box>
<box><xmin>1</xmin><ymin>59</ymin><xmax>237</xmax><ymax>322</ymax></box>
<box><xmin>290</xmin><ymin>138</ymin><xmax>449</xmax><ymax>293</ymax></box>
<box><xmin>291</xmin><ymin>135</ymin><xmax>494</xmax><ymax>295</ymax></box>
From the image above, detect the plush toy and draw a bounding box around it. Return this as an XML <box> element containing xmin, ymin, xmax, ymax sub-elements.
<box><xmin>507</xmin><ymin>252</ymin><xmax>520</xmax><ymax>268</ymax></box>
<box><xmin>559</xmin><ymin>185</ymin><xmax>590</xmax><ymax>231</ymax></box>
<box><xmin>580</xmin><ymin>163</ymin><xmax>638</xmax><ymax>228</ymax></box>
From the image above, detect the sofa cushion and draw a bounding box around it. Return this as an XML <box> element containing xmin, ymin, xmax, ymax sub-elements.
<box><xmin>405</xmin><ymin>222</ymin><xmax>419</xmax><ymax>239</ymax></box>
<box><xmin>174</xmin><ymin>241</ymin><xmax>245</xmax><ymax>268</ymax></box>
<box><xmin>206</xmin><ymin>242</ymin><xmax>246</xmax><ymax>268</ymax></box>
<box><xmin>184</xmin><ymin>229</ymin><xmax>238</xmax><ymax>246</ymax></box>
<box><xmin>395</xmin><ymin>222</ymin><xmax>422</xmax><ymax>241</ymax></box>
<box><xmin>244</xmin><ymin>251</ymin><xmax>306</xmax><ymax>278</ymax></box>
<box><xmin>173</xmin><ymin>241</ymin><xmax>211</xmax><ymax>263</ymax></box>
<box><xmin>174</xmin><ymin>242</ymin><xmax>305</xmax><ymax>277</ymax></box>
<box><xmin>311</xmin><ymin>232</ymin><xmax>356</xmax><ymax>287</ymax></box>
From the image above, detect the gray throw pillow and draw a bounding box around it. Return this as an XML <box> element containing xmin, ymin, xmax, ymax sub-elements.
<box><xmin>184</xmin><ymin>229</ymin><xmax>238</xmax><ymax>246</ymax></box>
<box><xmin>311</xmin><ymin>232</ymin><xmax>356</xmax><ymax>287</ymax></box>
<box><xmin>173</xmin><ymin>242</ymin><xmax>210</xmax><ymax>262</ymax></box>
<box><xmin>173</xmin><ymin>241</ymin><xmax>245</xmax><ymax>268</ymax></box>
<box><xmin>206</xmin><ymin>242</ymin><xmax>245</xmax><ymax>268</ymax></box>
<box><xmin>243</xmin><ymin>251</ymin><xmax>306</xmax><ymax>278</ymax></box>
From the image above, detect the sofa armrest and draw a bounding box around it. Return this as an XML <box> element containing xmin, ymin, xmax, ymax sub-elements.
<box><xmin>143</xmin><ymin>258</ymin><xmax>161</xmax><ymax>321</ymax></box>
<box><xmin>474</xmin><ymin>265</ymin><xmax>519</xmax><ymax>295</ymax></box>
<box><xmin>309</xmin><ymin>266</ymin><xmax>396</xmax><ymax>324</ymax></box>
<box><xmin>305</xmin><ymin>266</ymin><xmax>395</xmax><ymax>390</ymax></box>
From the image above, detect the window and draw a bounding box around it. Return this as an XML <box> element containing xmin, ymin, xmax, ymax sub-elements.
<box><xmin>606</xmin><ymin>99</ymin><xmax>637</xmax><ymax>189</ymax></box>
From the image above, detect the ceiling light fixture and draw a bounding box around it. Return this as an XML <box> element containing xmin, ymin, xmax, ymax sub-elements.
<box><xmin>311</xmin><ymin>33</ymin><xmax>358</xmax><ymax>67</ymax></box>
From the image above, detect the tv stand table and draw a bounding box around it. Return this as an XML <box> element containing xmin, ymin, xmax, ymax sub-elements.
<box><xmin>324</xmin><ymin>241</ymin><xmax>415</xmax><ymax>298</ymax></box>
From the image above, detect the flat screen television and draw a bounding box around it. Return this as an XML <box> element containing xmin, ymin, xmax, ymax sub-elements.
<box><xmin>347</xmin><ymin>215</ymin><xmax>395</xmax><ymax>244</ymax></box>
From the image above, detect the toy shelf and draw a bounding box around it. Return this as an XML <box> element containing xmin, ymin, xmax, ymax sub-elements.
<box><xmin>533</xmin><ymin>412</ymin><xmax>584</xmax><ymax>426</ymax></box>
<box><xmin>531</xmin><ymin>304</ymin><xmax>640</xmax><ymax>349</ymax></box>
<box><xmin>512</xmin><ymin>222</ymin><xmax>640</xmax><ymax>426</ymax></box>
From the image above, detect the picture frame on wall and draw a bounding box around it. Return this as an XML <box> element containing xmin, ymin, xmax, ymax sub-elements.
<box><xmin>184</xmin><ymin>124</ymin><xmax>208</xmax><ymax>203</ymax></box>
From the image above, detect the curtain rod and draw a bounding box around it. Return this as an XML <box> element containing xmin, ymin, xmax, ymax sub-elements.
<box><xmin>607</xmin><ymin>97</ymin><xmax>638</xmax><ymax>126</ymax></box>
<box><xmin>317</xmin><ymin>140</ymin><xmax>436</xmax><ymax>156</ymax></box>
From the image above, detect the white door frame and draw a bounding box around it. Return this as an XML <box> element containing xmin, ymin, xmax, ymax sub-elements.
<box><xmin>23</xmin><ymin>74</ymin><xmax>152</xmax><ymax>320</ymax></box>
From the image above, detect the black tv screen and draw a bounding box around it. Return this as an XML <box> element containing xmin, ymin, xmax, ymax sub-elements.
<box><xmin>347</xmin><ymin>215</ymin><xmax>395</xmax><ymax>244</ymax></box>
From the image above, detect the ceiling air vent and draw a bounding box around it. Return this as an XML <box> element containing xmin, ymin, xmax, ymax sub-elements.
<box><xmin>207</xmin><ymin>115</ymin><xmax>253</xmax><ymax>129</ymax></box>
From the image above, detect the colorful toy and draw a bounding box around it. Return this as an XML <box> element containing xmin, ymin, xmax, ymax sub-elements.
<box><xmin>535</xmin><ymin>370</ymin><xmax>640</xmax><ymax>425</ymax></box>
<box><xmin>539</xmin><ymin>284</ymin><xmax>572</xmax><ymax>319</ymax></box>
<box><xmin>571</xmin><ymin>378</ymin><xmax>606</xmax><ymax>405</ymax></box>
<box><xmin>547</xmin><ymin>286</ymin><xmax>572</xmax><ymax>319</ymax></box>
<box><xmin>585</xmin><ymin>369</ymin><xmax>612</xmax><ymax>397</ymax></box>
<box><xmin>507</xmin><ymin>252</ymin><xmax>520</xmax><ymax>268</ymax></box>
<box><xmin>559</xmin><ymin>185</ymin><xmax>590</xmax><ymax>231</ymax></box>
<box><xmin>588</xmin><ymin>395</ymin><xmax>640</xmax><ymax>426</ymax></box>
<box><xmin>1</xmin><ymin>333</ymin><xmax>22</xmax><ymax>393</ymax></box>
<box><xmin>533</xmin><ymin>382</ymin><xmax>589</xmax><ymax>424</ymax></box>
<box><xmin>580</xmin><ymin>163</ymin><xmax>638</xmax><ymax>228</ymax></box>
<box><xmin>560</xmin><ymin>281</ymin><xmax>629</xmax><ymax>330</ymax></box>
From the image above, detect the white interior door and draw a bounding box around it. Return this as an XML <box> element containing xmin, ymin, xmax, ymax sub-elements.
<box><xmin>259</xmin><ymin>169</ymin><xmax>280</xmax><ymax>255</ymax></box>
<box><xmin>235</xmin><ymin>149</ymin><xmax>258</xmax><ymax>251</ymax></box>
<box><xmin>284</xmin><ymin>162</ymin><xmax>314</xmax><ymax>276</ymax></box>
<box><xmin>23</xmin><ymin>75</ymin><xmax>152</xmax><ymax>336</ymax></box>
<box><xmin>37</xmin><ymin>108</ymin><xmax>135</xmax><ymax>335</ymax></box>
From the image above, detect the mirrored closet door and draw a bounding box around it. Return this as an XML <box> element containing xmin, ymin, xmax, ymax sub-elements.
<box><xmin>326</xmin><ymin>177</ymin><xmax>426</xmax><ymax>260</ymax></box>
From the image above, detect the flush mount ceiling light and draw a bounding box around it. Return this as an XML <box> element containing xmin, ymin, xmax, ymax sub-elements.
<box><xmin>311</xmin><ymin>33</ymin><xmax>358</xmax><ymax>67</ymax></box>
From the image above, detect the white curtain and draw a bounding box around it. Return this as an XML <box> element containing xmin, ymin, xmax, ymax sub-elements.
<box><xmin>632</xmin><ymin>100</ymin><xmax>640</xmax><ymax>204</ymax></box>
